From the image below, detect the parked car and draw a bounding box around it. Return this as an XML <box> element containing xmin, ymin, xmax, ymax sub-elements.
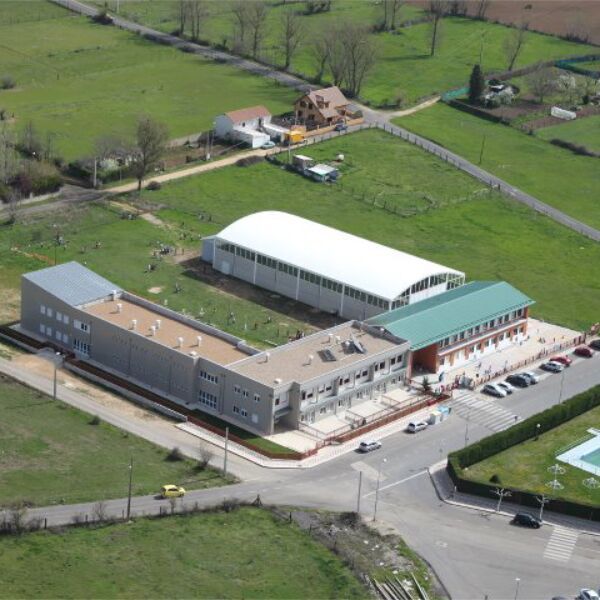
<box><xmin>358</xmin><ymin>440</ymin><xmax>382</xmax><ymax>453</ymax></box>
<box><xmin>579</xmin><ymin>589</ymin><xmax>600</xmax><ymax>600</ymax></box>
<box><xmin>261</xmin><ymin>140</ymin><xmax>276</xmax><ymax>149</ymax></box>
<box><xmin>506</xmin><ymin>374</ymin><xmax>530</xmax><ymax>388</ymax></box>
<box><xmin>549</xmin><ymin>355</ymin><xmax>572</xmax><ymax>367</ymax></box>
<box><xmin>574</xmin><ymin>345</ymin><xmax>595</xmax><ymax>358</ymax></box>
<box><xmin>497</xmin><ymin>381</ymin><xmax>515</xmax><ymax>395</ymax></box>
<box><xmin>160</xmin><ymin>484</ymin><xmax>186</xmax><ymax>498</ymax></box>
<box><xmin>406</xmin><ymin>421</ymin><xmax>428</xmax><ymax>433</ymax></box>
<box><xmin>541</xmin><ymin>361</ymin><xmax>564</xmax><ymax>373</ymax></box>
<box><xmin>334</xmin><ymin>122</ymin><xmax>348</xmax><ymax>132</ymax></box>
<box><xmin>511</xmin><ymin>512</ymin><xmax>542</xmax><ymax>529</ymax></box>
<box><xmin>521</xmin><ymin>371</ymin><xmax>540</xmax><ymax>384</ymax></box>
<box><xmin>482</xmin><ymin>383</ymin><xmax>507</xmax><ymax>398</ymax></box>
<box><xmin>589</xmin><ymin>339</ymin><xmax>600</xmax><ymax>351</ymax></box>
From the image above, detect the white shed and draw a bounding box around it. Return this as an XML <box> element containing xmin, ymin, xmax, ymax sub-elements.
<box><xmin>214</xmin><ymin>105</ymin><xmax>273</xmax><ymax>148</ymax></box>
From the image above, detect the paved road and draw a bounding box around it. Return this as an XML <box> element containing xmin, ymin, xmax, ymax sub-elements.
<box><xmin>3</xmin><ymin>348</ymin><xmax>600</xmax><ymax>599</ymax></box>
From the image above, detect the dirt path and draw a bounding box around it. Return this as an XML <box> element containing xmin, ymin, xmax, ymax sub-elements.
<box><xmin>381</xmin><ymin>95</ymin><xmax>441</xmax><ymax>120</ymax></box>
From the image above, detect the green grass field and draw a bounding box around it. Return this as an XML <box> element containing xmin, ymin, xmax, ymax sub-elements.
<box><xmin>536</xmin><ymin>114</ymin><xmax>600</xmax><ymax>154</ymax></box>
<box><xmin>0</xmin><ymin>508</ymin><xmax>367</xmax><ymax>599</ymax></box>
<box><xmin>396</xmin><ymin>103</ymin><xmax>600</xmax><ymax>230</ymax></box>
<box><xmin>125</xmin><ymin>129</ymin><xmax>600</xmax><ymax>332</ymax></box>
<box><xmin>0</xmin><ymin>375</ymin><xmax>228</xmax><ymax>507</ymax></box>
<box><xmin>0</xmin><ymin>8</ymin><xmax>296</xmax><ymax>160</ymax></box>
<box><xmin>94</xmin><ymin>1</ymin><xmax>595</xmax><ymax>106</ymax></box>
<box><xmin>463</xmin><ymin>405</ymin><xmax>600</xmax><ymax>507</ymax></box>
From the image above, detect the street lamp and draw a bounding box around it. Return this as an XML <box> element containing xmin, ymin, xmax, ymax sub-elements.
<box><xmin>372</xmin><ymin>457</ymin><xmax>387</xmax><ymax>522</ymax></box>
<box><xmin>126</xmin><ymin>456</ymin><xmax>133</xmax><ymax>521</ymax></box>
<box><xmin>557</xmin><ymin>368</ymin><xmax>565</xmax><ymax>404</ymax></box>
<box><xmin>535</xmin><ymin>423</ymin><xmax>541</xmax><ymax>441</ymax></box>
<box><xmin>514</xmin><ymin>577</ymin><xmax>521</xmax><ymax>600</ymax></box>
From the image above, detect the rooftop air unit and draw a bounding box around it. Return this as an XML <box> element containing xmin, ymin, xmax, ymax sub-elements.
<box><xmin>177</xmin><ymin>336</ymin><xmax>184</xmax><ymax>348</ymax></box>
<box><xmin>131</xmin><ymin>319</ymin><xmax>137</xmax><ymax>331</ymax></box>
<box><xmin>335</xmin><ymin>336</ymin><xmax>341</xmax><ymax>344</ymax></box>
<box><xmin>116</xmin><ymin>303</ymin><xmax>122</xmax><ymax>314</ymax></box>
<box><xmin>264</xmin><ymin>352</ymin><xmax>271</xmax><ymax>363</ymax></box>
<box><xmin>274</xmin><ymin>377</ymin><xmax>282</xmax><ymax>384</ymax></box>
<box><xmin>196</xmin><ymin>336</ymin><xmax>202</xmax><ymax>347</ymax></box>
<box><xmin>307</xmin><ymin>354</ymin><xmax>314</xmax><ymax>365</ymax></box>
<box><xmin>155</xmin><ymin>319</ymin><xmax>162</xmax><ymax>330</ymax></box>
<box><xmin>150</xmin><ymin>325</ymin><xmax>156</xmax><ymax>337</ymax></box>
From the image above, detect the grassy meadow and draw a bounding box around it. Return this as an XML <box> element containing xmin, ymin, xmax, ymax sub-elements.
<box><xmin>0</xmin><ymin>5</ymin><xmax>296</xmax><ymax>160</ymax></box>
<box><xmin>0</xmin><ymin>508</ymin><xmax>367</xmax><ymax>599</ymax></box>
<box><xmin>94</xmin><ymin>1</ymin><xmax>596</xmax><ymax>106</ymax></box>
<box><xmin>536</xmin><ymin>114</ymin><xmax>600</xmax><ymax>154</ymax></box>
<box><xmin>396</xmin><ymin>103</ymin><xmax>600</xmax><ymax>230</ymax></box>
<box><xmin>0</xmin><ymin>375</ymin><xmax>228</xmax><ymax>507</ymax></box>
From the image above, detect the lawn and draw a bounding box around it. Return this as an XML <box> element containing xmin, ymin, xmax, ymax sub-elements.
<box><xmin>0</xmin><ymin>508</ymin><xmax>367</xmax><ymax>599</ymax></box>
<box><xmin>0</xmin><ymin>0</ymin><xmax>70</xmax><ymax>24</ymax></box>
<box><xmin>124</xmin><ymin>129</ymin><xmax>600</xmax><ymax>332</ymax></box>
<box><xmin>536</xmin><ymin>114</ymin><xmax>600</xmax><ymax>154</ymax></box>
<box><xmin>93</xmin><ymin>2</ymin><xmax>596</xmax><ymax>106</ymax></box>
<box><xmin>396</xmin><ymin>103</ymin><xmax>600</xmax><ymax>230</ymax></box>
<box><xmin>0</xmin><ymin>9</ymin><xmax>296</xmax><ymax>160</ymax></box>
<box><xmin>462</xmin><ymin>405</ymin><xmax>600</xmax><ymax>507</ymax></box>
<box><xmin>0</xmin><ymin>375</ymin><xmax>229</xmax><ymax>507</ymax></box>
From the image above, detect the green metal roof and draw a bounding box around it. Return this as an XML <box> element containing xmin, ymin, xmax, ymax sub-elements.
<box><xmin>367</xmin><ymin>281</ymin><xmax>534</xmax><ymax>350</ymax></box>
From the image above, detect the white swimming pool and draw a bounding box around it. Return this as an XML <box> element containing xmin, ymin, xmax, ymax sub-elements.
<box><xmin>557</xmin><ymin>428</ymin><xmax>600</xmax><ymax>476</ymax></box>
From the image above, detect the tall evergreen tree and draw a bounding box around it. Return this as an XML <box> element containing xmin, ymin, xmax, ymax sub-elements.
<box><xmin>468</xmin><ymin>64</ymin><xmax>485</xmax><ymax>104</ymax></box>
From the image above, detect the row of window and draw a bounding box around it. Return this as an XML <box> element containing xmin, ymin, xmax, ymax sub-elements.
<box><xmin>41</xmin><ymin>305</ymin><xmax>71</xmax><ymax>325</ymax></box>
<box><xmin>232</xmin><ymin>405</ymin><xmax>248</xmax><ymax>417</ymax></box>
<box><xmin>73</xmin><ymin>338</ymin><xmax>90</xmax><ymax>355</ymax></box>
<box><xmin>199</xmin><ymin>370</ymin><xmax>218</xmax><ymax>384</ymax></box>
<box><xmin>198</xmin><ymin>390</ymin><xmax>217</xmax><ymax>409</ymax></box>
<box><xmin>233</xmin><ymin>385</ymin><xmax>261</xmax><ymax>403</ymax></box>
<box><xmin>74</xmin><ymin>319</ymin><xmax>90</xmax><ymax>333</ymax></box>
<box><xmin>409</xmin><ymin>274</ymin><xmax>451</xmax><ymax>295</ymax></box>
<box><xmin>278</xmin><ymin>262</ymin><xmax>298</xmax><ymax>277</ymax></box>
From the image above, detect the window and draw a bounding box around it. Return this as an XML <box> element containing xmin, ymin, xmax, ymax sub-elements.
<box><xmin>47</xmin><ymin>308</ymin><xmax>53</xmax><ymax>318</ymax></box>
<box><xmin>40</xmin><ymin>305</ymin><xmax>46</xmax><ymax>315</ymax></box>
<box><xmin>55</xmin><ymin>330</ymin><xmax>61</xmax><ymax>341</ymax></box>
<box><xmin>74</xmin><ymin>320</ymin><xmax>89</xmax><ymax>333</ymax></box>
<box><xmin>198</xmin><ymin>390</ymin><xmax>217</xmax><ymax>409</ymax></box>
<box><xmin>240</xmin><ymin>408</ymin><xmax>248</xmax><ymax>418</ymax></box>
<box><xmin>199</xmin><ymin>370</ymin><xmax>218</xmax><ymax>384</ymax></box>
<box><xmin>234</xmin><ymin>385</ymin><xmax>241</xmax><ymax>394</ymax></box>
<box><xmin>253</xmin><ymin>393</ymin><xmax>260</xmax><ymax>403</ymax></box>
<box><xmin>233</xmin><ymin>405</ymin><xmax>240</xmax><ymax>414</ymax></box>
<box><xmin>275</xmin><ymin>396</ymin><xmax>280</xmax><ymax>406</ymax></box>
<box><xmin>62</xmin><ymin>334</ymin><xmax>69</xmax><ymax>344</ymax></box>
<box><xmin>46</xmin><ymin>327</ymin><xmax>52</xmax><ymax>337</ymax></box>
<box><xmin>251</xmin><ymin>414</ymin><xmax>258</xmax><ymax>424</ymax></box>
<box><xmin>242</xmin><ymin>389</ymin><xmax>249</xmax><ymax>399</ymax></box>
<box><xmin>56</xmin><ymin>311</ymin><xmax>62</xmax><ymax>322</ymax></box>
<box><xmin>39</xmin><ymin>324</ymin><xmax>46</xmax><ymax>335</ymax></box>
<box><xmin>63</xmin><ymin>314</ymin><xmax>69</xmax><ymax>325</ymax></box>
<box><xmin>73</xmin><ymin>338</ymin><xmax>90</xmax><ymax>355</ymax></box>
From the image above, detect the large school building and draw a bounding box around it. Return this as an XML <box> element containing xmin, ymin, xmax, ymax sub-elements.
<box><xmin>201</xmin><ymin>211</ymin><xmax>465</xmax><ymax>321</ymax></box>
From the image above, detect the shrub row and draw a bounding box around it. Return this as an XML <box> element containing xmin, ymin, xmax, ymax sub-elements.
<box><xmin>445</xmin><ymin>99</ymin><xmax>509</xmax><ymax>125</ymax></box>
<box><xmin>550</xmin><ymin>138</ymin><xmax>600</xmax><ymax>159</ymax></box>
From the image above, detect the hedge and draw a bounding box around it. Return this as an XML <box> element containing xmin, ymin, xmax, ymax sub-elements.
<box><xmin>447</xmin><ymin>385</ymin><xmax>600</xmax><ymax>520</ymax></box>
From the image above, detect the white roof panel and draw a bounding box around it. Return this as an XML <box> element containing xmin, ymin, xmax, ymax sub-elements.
<box><xmin>214</xmin><ymin>212</ymin><xmax>463</xmax><ymax>301</ymax></box>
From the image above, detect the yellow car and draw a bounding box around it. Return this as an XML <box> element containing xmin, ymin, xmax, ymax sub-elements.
<box><xmin>160</xmin><ymin>484</ymin><xmax>186</xmax><ymax>498</ymax></box>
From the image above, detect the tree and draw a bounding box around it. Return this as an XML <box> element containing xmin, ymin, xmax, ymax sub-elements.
<box><xmin>427</xmin><ymin>0</ymin><xmax>447</xmax><ymax>57</ymax></box>
<box><xmin>230</xmin><ymin>1</ymin><xmax>249</xmax><ymax>54</ymax></box>
<box><xmin>474</xmin><ymin>0</ymin><xmax>490</xmax><ymax>20</ymax></box>
<box><xmin>176</xmin><ymin>0</ymin><xmax>189</xmax><ymax>36</ymax></box>
<box><xmin>468</xmin><ymin>64</ymin><xmax>485</xmax><ymax>104</ymax></box>
<box><xmin>448</xmin><ymin>0</ymin><xmax>466</xmax><ymax>16</ymax></box>
<box><xmin>342</xmin><ymin>23</ymin><xmax>377</xmax><ymax>97</ymax></box>
<box><xmin>131</xmin><ymin>117</ymin><xmax>168</xmax><ymax>192</ymax></box>
<box><xmin>188</xmin><ymin>0</ymin><xmax>207</xmax><ymax>42</ymax></box>
<box><xmin>326</xmin><ymin>24</ymin><xmax>347</xmax><ymax>88</ymax></box>
<box><xmin>309</xmin><ymin>27</ymin><xmax>330</xmax><ymax>83</ymax></box>
<box><xmin>0</xmin><ymin>122</ymin><xmax>18</xmax><ymax>185</ymax></box>
<box><xmin>279</xmin><ymin>9</ymin><xmax>304</xmax><ymax>70</ymax></box>
<box><xmin>380</xmin><ymin>0</ymin><xmax>404</xmax><ymax>31</ymax></box>
<box><xmin>526</xmin><ymin>66</ymin><xmax>556</xmax><ymax>104</ymax></box>
<box><xmin>246</xmin><ymin>1</ymin><xmax>268</xmax><ymax>59</ymax></box>
<box><xmin>19</xmin><ymin>120</ymin><xmax>42</xmax><ymax>158</ymax></box>
<box><xmin>503</xmin><ymin>24</ymin><xmax>528</xmax><ymax>72</ymax></box>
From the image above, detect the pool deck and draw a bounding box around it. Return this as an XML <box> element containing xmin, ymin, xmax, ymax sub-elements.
<box><xmin>557</xmin><ymin>428</ymin><xmax>600</xmax><ymax>476</ymax></box>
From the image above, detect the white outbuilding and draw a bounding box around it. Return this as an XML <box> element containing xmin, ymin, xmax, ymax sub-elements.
<box><xmin>202</xmin><ymin>211</ymin><xmax>465</xmax><ymax>320</ymax></box>
<box><xmin>214</xmin><ymin>105</ymin><xmax>273</xmax><ymax>149</ymax></box>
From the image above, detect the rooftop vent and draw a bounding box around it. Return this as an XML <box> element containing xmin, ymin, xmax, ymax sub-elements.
<box><xmin>274</xmin><ymin>377</ymin><xmax>282</xmax><ymax>384</ymax></box>
<box><xmin>150</xmin><ymin>325</ymin><xmax>156</xmax><ymax>337</ymax></box>
<box><xmin>196</xmin><ymin>335</ymin><xmax>202</xmax><ymax>347</ymax></box>
<box><xmin>177</xmin><ymin>336</ymin><xmax>184</xmax><ymax>348</ymax></box>
<box><xmin>155</xmin><ymin>319</ymin><xmax>162</xmax><ymax>330</ymax></box>
<box><xmin>307</xmin><ymin>354</ymin><xmax>314</xmax><ymax>365</ymax></box>
<box><xmin>116</xmin><ymin>303</ymin><xmax>122</xmax><ymax>314</ymax></box>
<box><xmin>131</xmin><ymin>319</ymin><xmax>137</xmax><ymax>331</ymax></box>
<box><xmin>111</xmin><ymin>290</ymin><xmax>118</xmax><ymax>301</ymax></box>
<box><xmin>335</xmin><ymin>335</ymin><xmax>341</xmax><ymax>344</ymax></box>
<box><xmin>327</xmin><ymin>333</ymin><xmax>334</xmax><ymax>344</ymax></box>
<box><xmin>189</xmin><ymin>351</ymin><xmax>198</xmax><ymax>358</ymax></box>
<box><xmin>264</xmin><ymin>351</ymin><xmax>271</xmax><ymax>363</ymax></box>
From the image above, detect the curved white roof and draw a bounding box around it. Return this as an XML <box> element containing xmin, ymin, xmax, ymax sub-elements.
<box><xmin>214</xmin><ymin>212</ymin><xmax>463</xmax><ymax>301</ymax></box>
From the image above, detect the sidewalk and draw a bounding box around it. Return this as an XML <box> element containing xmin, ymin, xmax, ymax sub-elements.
<box><xmin>428</xmin><ymin>460</ymin><xmax>600</xmax><ymax>536</ymax></box>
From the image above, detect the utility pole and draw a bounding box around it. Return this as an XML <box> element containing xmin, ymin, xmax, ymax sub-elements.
<box><xmin>93</xmin><ymin>157</ymin><xmax>97</xmax><ymax>188</ymax></box>
<box><xmin>356</xmin><ymin>471</ymin><xmax>363</xmax><ymax>514</ymax></box>
<box><xmin>514</xmin><ymin>577</ymin><xmax>521</xmax><ymax>600</ymax></box>
<box><xmin>52</xmin><ymin>352</ymin><xmax>61</xmax><ymax>400</ymax></box>
<box><xmin>126</xmin><ymin>456</ymin><xmax>133</xmax><ymax>521</ymax></box>
<box><xmin>478</xmin><ymin>135</ymin><xmax>486</xmax><ymax>165</ymax></box>
<box><xmin>372</xmin><ymin>458</ymin><xmax>387</xmax><ymax>522</ymax></box>
<box><xmin>223</xmin><ymin>426</ymin><xmax>229</xmax><ymax>478</ymax></box>
<box><xmin>558</xmin><ymin>369</ymin><xmax>565</xmax><ymax>404</ymax></box>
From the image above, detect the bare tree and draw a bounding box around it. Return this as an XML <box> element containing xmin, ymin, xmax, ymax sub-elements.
<box><xmin>188</xmin><ymin>0</ymin><xmax>207</xmax><ymax>42</ymax></box>
<box><xmin>19</xmin><ymin>120</ymin><xmax>42</xmax><ymax>158</ymax></box>
<box><xmin>448</xmin><ymin>0</ymin><xmax>466</xmax><ymax>16</ymax></box>
<box><xmin>326</xmin><ymin>24</ymin><xmax>348</xmax><ymax>88</ymax></box>
<box><xmin>0</xmin><ymin>122</ymin><xmax>18</xmax><ymax>185</ymax></box>
<box><xmin>503</xmin><ymin>24</ymin><xmax>528</xmax><ymax>72</ymax></box>
<box><xmin>566</xmin><ymin>14</ymin><xmax>590</xmax><ymax>43</ymax></box>
<box><xmin>342</xmin><ymin>23</ymin><xmax>377</xmax><ymax>97</ymax></box>
<box><xmin>131</xmin><ymin>117</ymin><xmax>169</xmax><ymax>192</ymax></box>
<box><xmin>309</xmin><ymin>27</ymin><xmax>330</xmax><ymax>83</ymax></box>
<box><xmin>94</xmin><ymin>133</ymin><xmax>130</xmax><ymax>161</ymax></box>
<box><xmin>198</xmin><ymin>443</ymin><xmax>214</xmax><ymax>469</ymax></box>
<box><xmin>176</xmin><ymin>0</ymin><xmax>189</xmax><ymax>36</ymax></box>
<box><xmin>247</xmin><ymin>1</ymin><xmax>268</xmax><ymax>59</ymax></box>
<box><xmin>427</xmin><ymin>0</ymin><xmax>447</xmax><ymax>57</ymax></box>
<box><xmin>5</xmin><ymin>190</ymin><xmax>21</xmax><ymax>224</ymax></box>
<box><xmin>279</xmin><ymin>9</ymin><xmax>304</xmax><ymax>70</ymax></box>
<box><xmin>380</xmin><ymin>0</ymin><xmax>403</xmax><ymax>31</ymax></box>
<box><xmin>92</xmin><ymin>500</ymin><xmax>109</xmax><ymax>522</ymax></box>
<box><xmin>230</xmin><ymin>1</ymin><xmax>250</xmax><ymax>54</ymax></box>
<box><xmin>526</xmin><ymin>66</ymin><xmax>557</xmax><ymax>104</ymax></box>
<box><xmin>474</xmin><ymin>0</ymin><xmax>490</xmax><ymax>20</ymax></box>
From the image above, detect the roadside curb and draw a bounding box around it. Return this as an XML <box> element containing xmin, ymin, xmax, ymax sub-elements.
<box><xmin>427</xmin><ymin>461</ymin><xmax>600</xmax><ymax>537</ymax></box>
